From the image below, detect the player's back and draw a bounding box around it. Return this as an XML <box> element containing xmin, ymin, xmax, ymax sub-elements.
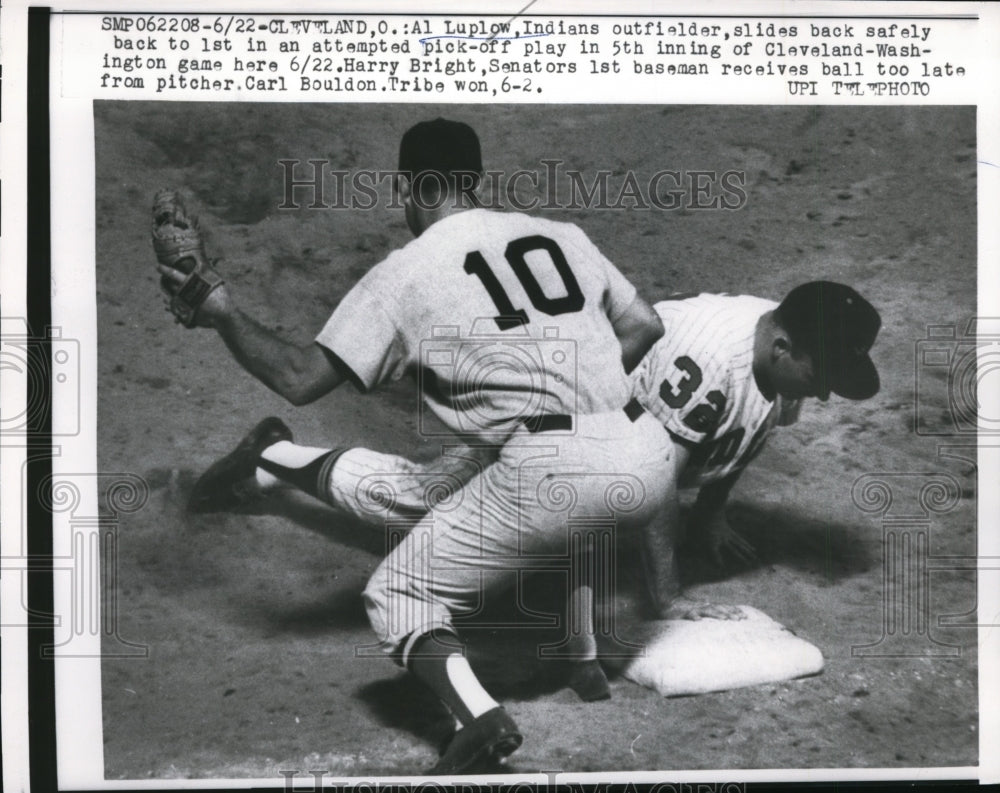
<box><xmin>371</xmin><ymin>209</ymin><xmax>636</xmax><ymax>438</ymax></box>
<box><xmin>653</xmin><ymin>292</ymin><xmax>773</xmax><ymax>359</ymax></box>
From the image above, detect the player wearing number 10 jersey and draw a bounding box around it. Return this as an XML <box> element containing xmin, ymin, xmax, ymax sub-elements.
<box><xmin>177</xmin><ymin>118</ymin><xmax>683</xmax><ymax>774</ymax></box>
<box><xmin>297</xmin><ymin>281</ymin><xmax>881</xmax><ymax>605</ymax></box>
<box><xmin>316</xmin><ymin>207</ymin><xmax>639</xmax><ymax>441</ymax></box>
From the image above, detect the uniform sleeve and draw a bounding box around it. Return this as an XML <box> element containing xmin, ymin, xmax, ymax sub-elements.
<box><xmin>315</xmin><ymin>276</ymin><xmax>408</xmax><ymax>392</ymax></box>
<box><xmin>602</xmin><ymin>260</ymin><xmax>638</xmax><ymax>322</ymax></box>
<box><xmin>562</xmin><ymin>224</ymin><xmax>636</xmax><ymax>322</ymax></box>
<box><xmin>661</xmin><ymin>357</ymin><xmax>733</xmax><ymax>446</ymax></box>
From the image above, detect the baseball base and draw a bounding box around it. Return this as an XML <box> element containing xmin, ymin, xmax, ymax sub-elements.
<box><xmin>622</xmin><ymin>606</ymin><xmax>824</xmax><ymax>697</ymax></box>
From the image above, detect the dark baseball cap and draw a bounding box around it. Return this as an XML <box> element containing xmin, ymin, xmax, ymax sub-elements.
<box><xmin>775</xmin><ymin>281</ymin><xmax>881</xmax><ymax>400</ymax></box>
<box><xmin>398</xmin><ymin>118</ymin><xmax>483</xmax><ymax>179</ymax></box>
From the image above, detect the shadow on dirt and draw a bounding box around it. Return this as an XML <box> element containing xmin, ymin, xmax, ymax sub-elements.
<box><xmin>260</xmin><ymin>494</ymin><xmax>389</xmax><ymax>557</ymax></box>
<box><xmin>676</xmin><ymin>501</ymin><xmax>878</xmax><ymax>586</ymax></box>
<box><xmin>172</xmin><ymin>482</ymin><xmax>390</xmax><ymax>558</ymax></box>
<box><xmin>141</xmin><ymin>462</ymin><xmax>876</xmax><ymax>590</ymax></box>
<box><xmin>250</xmin><ymin>588</ymin><xmax>371</xmax><ymax>635</ymax></box>
<box><xmin>356</xmin><ymin>673</ymin><xmax>455</xmax><ymax>756</ymax></box>
<box><xmin>257</xmin><ymin>491</ymin><xmax>878</xmax><ymax>590</ymax></box>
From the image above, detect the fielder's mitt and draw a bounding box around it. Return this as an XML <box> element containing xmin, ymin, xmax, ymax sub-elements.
<box><xmin>151</xmin><ymin>190</ymin><xmax>224</xmax><ymax>327</ymax></box>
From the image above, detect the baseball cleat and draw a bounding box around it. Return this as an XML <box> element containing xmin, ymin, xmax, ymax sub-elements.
<box><xmin>428</xmin><ymin>706</ymin><xmax>522</xmax><ymax>776</ymax></box>
<box><xmin>567</xmin><ymin>659</ymin><xmax>611</xmax><ymax>702</ymax></box>
<box><xmin>187</xmin><ymin>417</ymin><xmax>292</xmax><ymax>513</ymax></box>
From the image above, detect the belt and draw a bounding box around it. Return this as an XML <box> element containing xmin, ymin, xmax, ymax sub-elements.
<box><xmin>623</xmin><ymin>397</ymin><xmax>645</xmax><ymax>422</ymax></box>
<box><xmin>523</xmin><ymin>414</ymin><xmax>573</xmax><ymax>433</ymax></box>
<box><xmin>523</xmin><ymin>399</ymin><xmax>645</xmax><ymax>434</ymax></box>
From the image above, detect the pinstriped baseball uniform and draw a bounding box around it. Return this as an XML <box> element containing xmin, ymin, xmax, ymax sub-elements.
<box><xmin>630</xmin><ymin>293</ymin><xmax>801</xmax><ymax>489</ymax></box>
<box><xmin>316</xmin><ymin>208</ymin><xmax>674</xmax><ymax>661</ymax></box>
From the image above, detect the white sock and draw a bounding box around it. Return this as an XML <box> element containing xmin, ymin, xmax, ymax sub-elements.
<box><xmin>446</xmin><ymin>653</ymin><xmax>499</xmax><ymax>724</ymax></box>
<box><xmin>253</xmin><ymin>441</ymin><xmax>334</xmax><ymax>491</ymax></box>
<box><xmin>261</xmin><ymin>440</ymin><xmax>332</xmax><ymax>466</ymax></box>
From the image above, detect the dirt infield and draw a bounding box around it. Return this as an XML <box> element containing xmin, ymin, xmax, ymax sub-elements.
<box><xmin>96</xmin><ymin>103</ymin><xmax>978</xmax><ymax>778</ymax></box>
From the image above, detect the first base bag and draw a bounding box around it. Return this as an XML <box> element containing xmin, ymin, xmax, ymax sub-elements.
<box><xmin>623</xmin><ymin>605</ymin><xmax>824</xmax><ymax>696</ymax></box>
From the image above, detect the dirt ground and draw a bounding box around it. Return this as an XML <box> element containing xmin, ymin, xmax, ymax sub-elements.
<box><xmin>95</xmin><ymin>103</ymin><xmax>978</xmax><ymax>779</ymax></box>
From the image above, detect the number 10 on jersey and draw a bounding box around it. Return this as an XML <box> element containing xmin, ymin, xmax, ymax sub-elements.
<box><xmin>464</xmin><ymin>235</ymin><xmax>585</xmax><ymax>331</ymax></box>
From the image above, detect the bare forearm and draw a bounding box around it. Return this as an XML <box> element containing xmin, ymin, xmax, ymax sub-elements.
<box><xmin>621</xmin><ymin>321</ymin><xmax>662</xmax><ymax>374</ymax></box>
<box><xmin>613</xmin><ymin>296</ymin><xmax>664</xmax><ymax>374</ymax></box>
<box><xmin>153</xmin><ymin>192</ymin><xmax>344</xmax><ymax>407</ymax></box>
<box><xmin>640</xmin><ymin>493</ymin><xmax>683</xmax><ymax>617</ymax></box>
<box><xmin>214</xmin><ymin>307</ymin><xmax>341</xmax><ymax>405</ymax></box>
<box><xmin>693</xmin><ymin>472</ymin><xmax>741</xmax><ymax>517</ymax></box>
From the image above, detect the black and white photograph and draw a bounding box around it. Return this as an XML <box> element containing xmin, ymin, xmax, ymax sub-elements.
<box><xmin>2</xmin><ymin>2</ymin><xmax>998</xmax><ymax>790</ymax></box>
<box><xmin>93</xmin><ymin>101</ymin><xmax>978</xmax><ymax>778</ymax></box>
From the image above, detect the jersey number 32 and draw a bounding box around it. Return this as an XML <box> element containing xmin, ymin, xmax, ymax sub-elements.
<box><xmin>660</xmin><ymin>356</ymin><xmax>748</xmax><ymax>469</ymax></box>
<box><xmin>660</xmin><ymin>355</ymin><xmax>726</xmax><ymax>433</ymax></box>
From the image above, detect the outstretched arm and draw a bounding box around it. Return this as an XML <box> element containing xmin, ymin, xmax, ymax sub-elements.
<box><xmin>152</xmin><ymin>191</ymin><xmax>346</xmax><ymax>406</ymax></box>
<box><xmin>157</xmin><ymin>268</ymin><xmax>346</xmax><ymax>405</ymax></box>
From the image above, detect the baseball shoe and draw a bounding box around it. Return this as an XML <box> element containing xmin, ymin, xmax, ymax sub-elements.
<box><xmin>567</xmin><ymin>659</ymin><xmax>611</xmax><ymax>702</ymax></box>
<box><xmin>428</xmin><ymin>706</ymin><xmax>522</xmax><ymax>776</ymax></box>
<box><xmin>187</xmin><ymin>417</ymin><xmax>292</xmax><ymax>513</ymax></box>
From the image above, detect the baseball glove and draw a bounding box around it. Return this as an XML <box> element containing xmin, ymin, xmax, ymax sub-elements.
<box><xmin>151</xmin><ymin>190</ymin><xmax>224</xmax><ymax>327</ymax></box>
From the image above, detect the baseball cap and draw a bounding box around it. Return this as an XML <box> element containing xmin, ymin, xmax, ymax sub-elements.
<box><xmin>398</xmin><ymin>118</ymin><xmax>483</xmax><ymax>179</ymax></box>
<box><xmin>775</xmin><ymin>281</ymin><xmax>881</xmax><ymax>400</ymax></box>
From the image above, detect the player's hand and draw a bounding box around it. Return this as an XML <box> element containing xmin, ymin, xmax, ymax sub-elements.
<box><xmin>151</xmin><ymin>190</ymin><xmax>231</xmax><ymax>329</ymax></box>
<box><xmin>157</xmin><ymin>264</ymin><xmax>232</xmax><ymax>328</ymax></box>
<box><xmin>662</xmin><ymin>596</ymin><xmax>746</xmax><ymax>621</ymax></box>
<box><xmin>702</xmin><ymin>512</ymin><xmax>758</xmax><ymax>569</ymax></box>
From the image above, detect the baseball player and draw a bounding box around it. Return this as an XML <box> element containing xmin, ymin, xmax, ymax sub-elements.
<box><xmin>347</xmin><ymin>281</ymin><xmax>880</xmax><ymax>571</ymax></box>
<box><xmin>511</xmin><ymin>281</ymin><xmax>880</xmax><ymax>679</ymax></box>
<box><xmin>155</xmin><ymin>118</ymin><xmax>684</xmax><ymax>774</ymax></box>
<box><xmin>629</xmin><ymin>282</ymin><xmax>881</xmax><ymax>579</ymax></box>
<box><xmin>246</xmin><ymin>282</ymin><xmax>880</xmax><ymax>658</ymax></box>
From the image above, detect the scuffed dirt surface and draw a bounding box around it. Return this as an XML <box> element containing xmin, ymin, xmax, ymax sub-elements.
<box><xmin>95</xmin><ymin>103</ymin><xmax>978</xmax><ymax>779</ymax></box>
